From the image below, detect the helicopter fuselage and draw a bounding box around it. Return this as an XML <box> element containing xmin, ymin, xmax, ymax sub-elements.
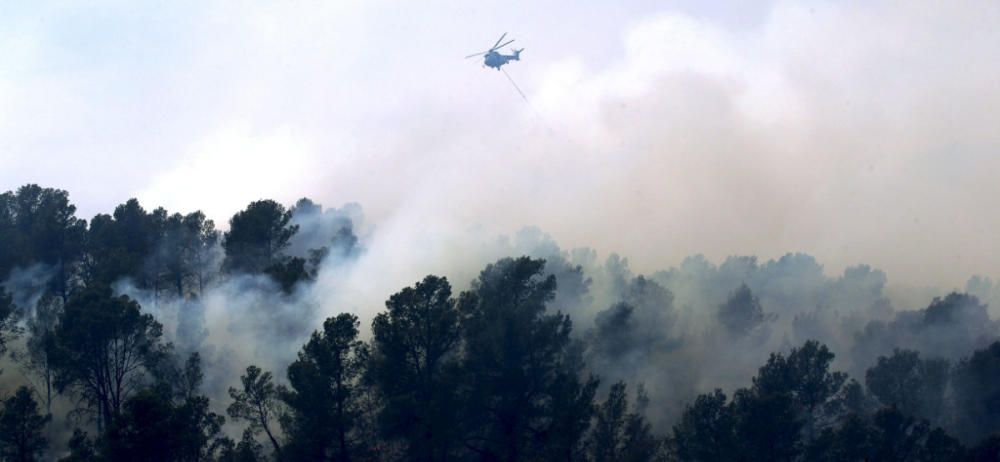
<box><xmin>484</xmin><ymin>49</ymin><xmax>522</xmax><ymax>70</ymax></box>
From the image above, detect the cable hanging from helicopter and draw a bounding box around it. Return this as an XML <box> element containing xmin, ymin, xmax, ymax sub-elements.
<box><xmin>465</xmin><ymin>32</ymin><xmax>524</xmax><ymax>71</ymax></box>
<box><xmin>467</xmin><ymin>33</ymin><xmax>556</xmax><ymax>134</ymax></box>
<box><xmin>466</xmin><ymin>32</ymin><xmax>534</xmax><ymax>109</ymax></box>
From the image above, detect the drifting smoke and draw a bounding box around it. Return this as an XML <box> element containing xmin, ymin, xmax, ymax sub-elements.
<box><xmin>4</xmin><ymin>2</ymin><xmax>999</xmax><ymax>291</ymax></box>
<box><xmin>2</xmin><ymin>192</ymin><xmax>1000</xmax><ymax>453</ymax></box>
<box><xmin>3</xmin><ymin>265</ymin><xmax>56</xmax><ymax>318</ymax></box>
<box><xmin>3</xmin><ymin>1</ymin><xmax>1000</xmax><ymax>456</ymax></box>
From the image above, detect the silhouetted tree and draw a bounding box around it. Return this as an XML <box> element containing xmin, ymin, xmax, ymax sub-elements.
<box><xmin>282</xmin><ymin>313</ymin><xmax>366</xmax><ymax>461</ymax></box>
<box><xmin>368</xmin><ymin>275</ymin><xmax>462</xmax><ymax>461</ymax></box>
<box><xmin>803</xmin><ymin>414</ymin><xmax>874</xmax><ymax>462</ymax></box>
<box><xmin>0</xmin><ymin>185</ymin><xmax>87</xmax><ymax>299</ymax></box>
<box><xmin>589</xmin><ymin>302</ymin><xmax>637</xmax><ymax>361</ymax></box>
<box><xmin>865</xmin><ymin>349</ymin><xmax>949</xmax><ymax>423</ymax></box>
<box><xmin>103</xmin><ymin>388</ymin><xmax>225</xmax><ymax>462</ymax></box>
<box><xmin>621</xmin><ymin>276</ymin><xmax>674</xmax><ymax>329</ymax></box>
<box><xmin>222</xmin><ymin>200</ymin><xmax>297</xmax><ymax>275</ymax></box>
<box><xmin>152</xmin><ymin>352</ymin><xmax>206</xmax><ymax>403</ymax></box>
<box><xmin>868</xmin><ymin>407</ymin><xmax>963</xmax><ymax>462</ymax></box>
<box><xmin>669</xmin><ymin>390</ymin><xmax>738</xmax><ymax>461</ymax></box>
<box><xmin>10</xmin><ymin>292</ymin><xmax>61</xmax><ymax>413</ymax></box>
<box><xmin>718</xmin><ymin>283</ymin><xmax>767</xmax><ymax>336</ymax></box>
<box><xmin>328</xmin><ymin>226</ymin><xmax>359</xmax><ymax>260</ymax></box>
<box><xmin>50</xmin><ymin>286</ymin><xmax>164</xmax><ymax>429</ymax></box>
<box><xmin>171</xmin><ymin>394</ymin><xmax>228</xmax><ymax>462</ymax></box>
<box><xmin>820</xmin><ymin>378</ymin><xmax>873</xmax><ymax>425</ymax></box>
<box><xmin>753</xmin><ymin>339</ymin><xmax>847</xmax><ymax>447</ymax></box>
<box><xmin>217</xmin><ymin>429</ymin><xmax>265</xmax><ymax>462</ymax></box>
<box><xmin>228</xmin><ymin>365</ymin><xmax>284</xmax><ymax>457</ymax></box>
<box><xmin>805</xmin><ymin>398</ymin><xmax>964</xmax><ymax>461</ymax></box>
<box><xmin>853</xmin><ymin>292</ymin><xmax>996</xmax><ymax>370</ymax></box>
<box><xmin>953</xmin><ymin>341</ymin><xmax>1000</xmax><ymax>443</ymax></box>
<box><xmin>457</xmin><ymin>257</ymin><xmax>593</xmax><ymax>461</ymax></box>
<box><xmin>182</xmin><ymin>212</ymin><xmax>220</xmax><ymax>294</ymax></box>
<box><xmin>0</xmin><ymin>386</ymin><xmax>50</xmax><ymax>462</ymax></box>
<box><xmin>753</xmin><ymin>341</ymin><xmax>847</xmax><ymax>415</ymax></box>
<box><xmin>587</xmin><ymin>382</ymin><xmax>661</xmax><ymax>462</ymax></box>
<box><xmin>586</xmin><ymin>274</ymin><xmax>677</xmax><ymax>392</ymax></box>
<box><xmin>84</xmin><ymin>199</ymin><xmax>158</xmax><ymax>288</ymax></box>
<box><xmin>264</xmin><ymin>257</ymin><xmax>311</xmax><ymax>294</ymax></box>
<box><xmin>157</xmin><ymin>211</ymin><xmax>219</xmax><ymax>298</ymax></box>
<box><xmin>541</xmin><ymin>254</ymin><xmax>592</xmax><ymax>317</ymax></box>
<box><xmin>58</xmin><ymin>430</ymin><xmax>97</xmax><ymax>462</ymax></box>
<box><xmin>541</xmin><ymin>349</ymin><xmax>599</xmax><ymax>462</ymax></box>
<box><xmin>679</xmin><ymin>341</ymin><xmax>847</xmax><ymax>461</ymax></box>
<box><xmin>731</xmin><ymin>387</ymin><xmax>802</xmax><ymax>462</ymax></box>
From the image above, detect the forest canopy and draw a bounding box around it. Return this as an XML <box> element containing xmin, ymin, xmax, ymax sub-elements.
<box><xmin>2</xmin><ymin>184</ymin><xmax>1000</xmax><ymax>461</ymax></box>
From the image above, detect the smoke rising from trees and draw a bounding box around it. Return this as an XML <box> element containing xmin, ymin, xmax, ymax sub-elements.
<box><xmin>3</xmin><ymin>184</ymin><xmax>1000</xmax><ymax>460</ymax></box>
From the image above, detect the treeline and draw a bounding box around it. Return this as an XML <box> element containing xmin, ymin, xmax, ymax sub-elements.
<box><xmin>0</xmin><ymin>184</ymin><xmax>357</xmax><ymax>302</ymax></box>
<box><xmin>3</xmin><ymin>184</ymin><xmax>1000</xmax><ymax>461</ymax></box>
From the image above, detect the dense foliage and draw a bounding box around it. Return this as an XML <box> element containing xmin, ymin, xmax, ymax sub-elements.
<box><xmin>2</xmin><ymin>184</ymin><xmax>1000</xmax><ymax>461</ymax></box>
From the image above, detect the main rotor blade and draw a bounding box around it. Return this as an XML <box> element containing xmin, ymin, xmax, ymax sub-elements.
<box><xmin>492</xmin><ymin>32</ymin><xmax>507</xmax><ymax>49</ymax></box>
<box><xmin>493</xmin><ymin>39</ymin><xmax>514</xmax><ymax>50</ymax></box>
<box><xmin>465</xmin><ymin>51</ymin><xmax>488</xmax><ymax>58</ymax></box>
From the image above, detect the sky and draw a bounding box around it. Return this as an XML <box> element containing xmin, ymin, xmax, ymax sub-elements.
<box><xmin>2</xmin><ymin>0</ymin><xmax>999</xmax><ymax>289</ymax></box>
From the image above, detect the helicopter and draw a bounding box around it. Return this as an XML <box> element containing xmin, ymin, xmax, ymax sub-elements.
<box><xmin>465</xmin><ymin>33</ymin><xmax>523</xmax><ymax>70</ymax></box>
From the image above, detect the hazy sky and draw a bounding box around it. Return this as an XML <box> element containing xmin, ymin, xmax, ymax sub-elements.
<box><xmin>2</xmin><ymin>0</ymin><xmax>999</xmax><ymax>288</ymax></box>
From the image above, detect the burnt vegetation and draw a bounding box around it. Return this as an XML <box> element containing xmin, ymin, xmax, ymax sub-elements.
<box><xmin>2</xmin><ymin>184</ymin><xmax>1000</xmax><ymax>461</ymax></box>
